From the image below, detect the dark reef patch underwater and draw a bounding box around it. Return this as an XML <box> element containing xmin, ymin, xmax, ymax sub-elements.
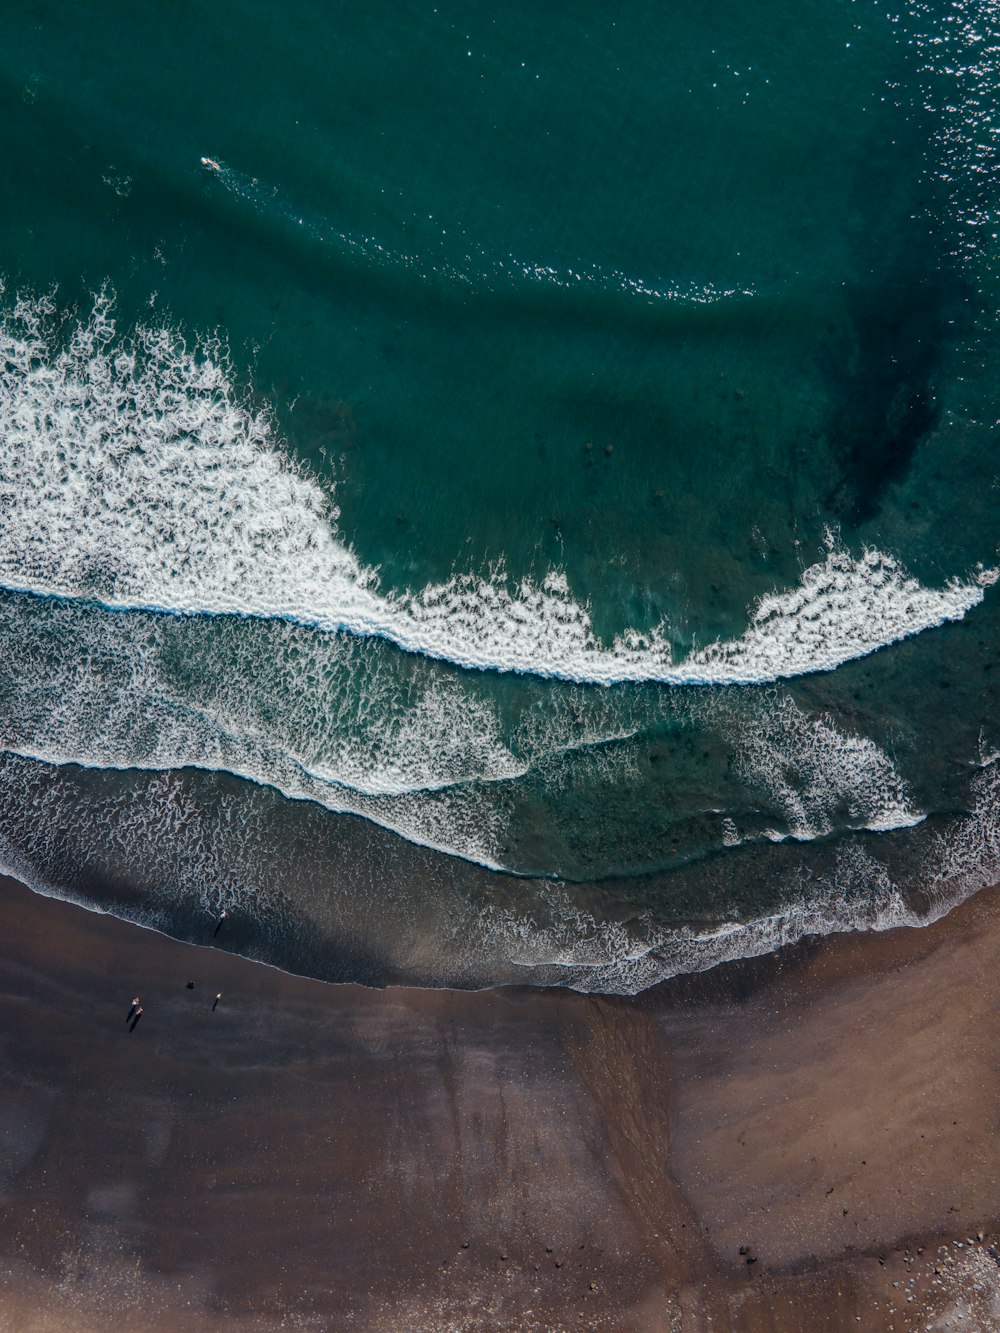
<box><xmin>0</xmin><ymin>0</ymin><xmax>996</xmax><ymax>990</ymax></box>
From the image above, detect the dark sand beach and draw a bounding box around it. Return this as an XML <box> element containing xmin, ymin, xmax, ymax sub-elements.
<box><xmin>0</xmin><ymin>874</ymin><xmax>998</xmax><ymax>1332</ymax></box>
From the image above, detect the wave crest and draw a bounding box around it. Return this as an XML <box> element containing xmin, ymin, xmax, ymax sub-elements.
<box><xmin>0</xmin><ymin>291</ymin><xmax>991</xmax><ymax>685</ymax></box>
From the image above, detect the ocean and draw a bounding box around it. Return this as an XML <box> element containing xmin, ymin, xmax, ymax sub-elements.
<box><xmin>0</xmin><ymin>0</ymin><xmax>996</xmax><ymax>990</ymax></box>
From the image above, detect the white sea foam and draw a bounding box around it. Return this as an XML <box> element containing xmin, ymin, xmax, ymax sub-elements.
<box><xmin>930</xmin><ymin>753</ymin><xmax>1000</xmax><ymax>898</ymax></box>
<box><xmin>729</xmin><ymin>691</ymin><xmax>924</xmax><ymax>841</ymax></box>
<box><xmin>476</xmin><ymin>843</ymin><xmax>926</xmax><ymax>994</ymax></box>
<box><xmin>0</xmin><ymin>590</ymin><xmax>665</xmax><ymax>871</ymax></box>
<box><xmin>0</xmin><ymin>592</ymin><xmax>521</xmax><ymax>868</ymax></box>
<box><xmin>0</xmin><ymin>292</ymin><xmax>992</xmax><ymax>687</ymax></box>
<box><xmin>0</xmin><ymin>735</ymin><xmax>993</xmax><ymax>994</ymax></box>
<box><xmin>0</xmin><ymin>730</ymin><xmax>994</xmax><ymax>995</ymax></box>
<box><xmin>521</xmin><ymin>751</ymin><xmax>1000</xmax><ymax>994</ymax></box>
<box><xmin>0</xmin><ymin>759</ymin><xmax>312</xmax><ymax>936</ymax></box>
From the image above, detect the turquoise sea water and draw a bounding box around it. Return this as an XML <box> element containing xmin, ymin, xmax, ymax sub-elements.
<box><xmin>0</xmin><ymin>0</ymin><xmax>996</xmax><ymax>989</ymax></box>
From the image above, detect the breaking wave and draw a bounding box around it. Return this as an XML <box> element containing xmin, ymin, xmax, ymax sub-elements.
<box><xmin>727</xmin><ymin>692</ymin><xmax>925</xmax><ymax>841</ymax></box>
<box><xmin>472</xmin><ymin>758</ymin><xmax>1000</xmax><ymax>994</ymax></box>
<box><xmin>0</xmin><ymin>289</ymin><xmax>992</xmax><ymax>686</ymax></box>
<box><xmin>0</xmin><ymin>746</ymin><xmax>992</xmax><ymax>994</ymax></box>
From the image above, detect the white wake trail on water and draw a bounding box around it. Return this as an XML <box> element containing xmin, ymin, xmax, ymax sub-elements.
<box><xmin>0</xmin><ymin>290</ymin><xmax>992</xmax><ymax>686</ymax></box>
<box><xmin>201</xmin><ymin>157</ymin><xmax>755</xmax><ymax>307</ymax></box>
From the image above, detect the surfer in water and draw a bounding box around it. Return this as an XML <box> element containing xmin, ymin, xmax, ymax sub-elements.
<box><xmin>200</xmin><ymin>156</ymin><xmax>222</xmax><ymax>172</ymax></box>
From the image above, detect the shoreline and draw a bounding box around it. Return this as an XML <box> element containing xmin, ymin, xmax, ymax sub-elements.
<box><xmin>2</xmin><ymin>805</ymin><xmax>984</xmax><ymax>998</ymax></box>
<box><xmin>0</xmin><ymin>872</ymin><xmax>998</xmax><ymax>1330</ymax></box>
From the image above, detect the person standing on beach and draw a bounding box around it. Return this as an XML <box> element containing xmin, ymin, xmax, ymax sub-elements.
<box><xmin>127</xmin><ymin>996</ymin><xmax>140</xmax><ymax>1022</ymax></box>
<box><xmin>129</xmin><ymin>1006</ymin><xmax>143</xmax><ymax>1032</ymax></box>
<box><xmin>212</xmin><ymin>992</ymin><xmax>221</xmax><ymax>1011</ymax></box>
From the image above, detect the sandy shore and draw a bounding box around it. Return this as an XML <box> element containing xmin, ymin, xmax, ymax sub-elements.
<box><xmin>0</xmin><ymin>874</ymin><xmax>998</xmax><ymax>1331</ymax></box>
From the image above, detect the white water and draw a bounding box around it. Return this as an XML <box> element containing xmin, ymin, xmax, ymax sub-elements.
<box><xmin>476</xmin><ymin>844</ymin><xmax>924</xmax><ymax>993</ymax></box>
<box><xmin>0</xmin><ymin>290</ymin><xmax>992</xmax><ymax>688</ymax></box>
<box><xmin>478</xmin><ymin>764</ymin><xmax>1000</xmax><ymax>994</ymax></box>
<box><xmin>728</xmin><ymin>691</ymin><xmax>925</xmax><ymax>841</ymax></box>
<box><xmin>0</xmin><ymin>288</ymin><xmax>995</xmax><ymax>988</ymax></box>
<box><xmin>0</xmin><ymin>592</ymin><xmax>520</xmax><ymax>868</ymax></box>
<box><xmin>0</xmin><ymin>578</ymin><xmax>930</xmax><ymax>874</ymax></box>
<box><xmin>0</xmin><ymin>741</ymin><xmax>991</xmax><ymax>994</ymax></box>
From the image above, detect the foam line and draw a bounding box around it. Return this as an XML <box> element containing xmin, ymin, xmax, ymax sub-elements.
<box><xmin>481</xmin><ymin>824</ymin><xmax>990</xmax><ymax>994</ymax></box>
<box><xmin>472</xmin><ymin>845</ymin><xmax>920</xmax><ymax>993</ymax></box>
<box><xmin>0</xmin><ymin>291</ymin><xmax>993</xmax><ymax>687</ymax></box>
<box><xmin>0</xmin><ymin>588</ymin><xmax>520</xmax><ymax>869</ymax></box>
<box><xmin>0</xmin><ymin>590</ymin><xmax>657</xmax><ymax>872</ymax></box>
<box><xmin>0</xmin><ymin>746</ymin><xmax>992</xmax><ymax>995</ymax></box>
<box><xmin>728</xmin><ymin>692</ymin><xmax>925</xmax><ymax>841</ymax></box>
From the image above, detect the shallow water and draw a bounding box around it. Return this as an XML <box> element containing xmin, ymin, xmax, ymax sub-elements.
<box><xmin>0</xmin><ymin>0</ymin><xmax>996</xmax><ymax>989</ymax></box>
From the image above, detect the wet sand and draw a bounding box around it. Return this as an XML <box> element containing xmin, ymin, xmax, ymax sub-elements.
<box><xmin>0</xmin><ymin>874</ymin><xmax>998</xmax><ymax>1331</ymax></box>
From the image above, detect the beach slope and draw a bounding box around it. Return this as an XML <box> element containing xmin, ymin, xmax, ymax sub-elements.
<box><xmin>0</xmin><ymin>875</ymin><xmax>997</xmax><ymax>1331</ymax></box>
